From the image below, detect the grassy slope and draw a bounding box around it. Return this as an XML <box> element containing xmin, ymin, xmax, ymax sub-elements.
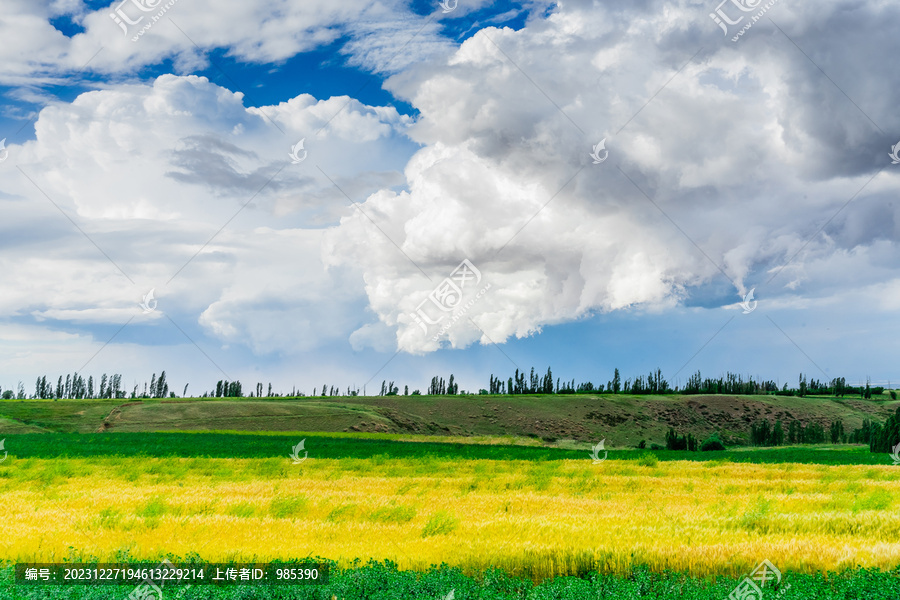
<box><xmin>1</xmin><ymin>393</ymin><xmax>897</xmax><ymax>447</ymax></box>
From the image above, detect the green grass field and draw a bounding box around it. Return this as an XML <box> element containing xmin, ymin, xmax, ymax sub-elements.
<box><xmin>0</xmin><ymin>430</ymin><xmax>898</xmax><ymax>465</ymax></box>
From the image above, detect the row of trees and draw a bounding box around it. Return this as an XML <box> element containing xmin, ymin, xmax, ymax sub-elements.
<box><xmin>481</xmin><ymin>368</ymin><xmax>890</xmax><ymax>398</ymax></box>
<box><xmin>747</xmin><ymin>413</ymin><xmax>900</xmax><ymax>453</ymax></box>
<box><xmin>665</xmin><ymin>429</ymin><xmax>699</xmax><ymax>451</ymax></box>
<box><xmin>749</xmin><ymin>419</ymin><xmax>829</xmax><ymax>445</ymax></box>
<box><xmin>30</xmin><ymin>373</ymin><xmax>126</xmax><ymax>400</ymax></box>
<box><xmin>148</xmin><ymin>372</ymin><xmax>170</xmax><ymax>398</ymax></box>
<box><xmin>487</xmin><ymin>367</ymin><xmax>602</xmax><ymax>395</ymax></box>
<box><xmin>4</xmin><ymin>368</ymin><xmax>897</xmax><ymax>402</ymax></box>
<box><xmin>214</xmin><ymin>379</ymin><xmax>242</xmax><ymax>398</ymax></box>
<box><xmin>0</xmin><ymin>382</ymin><xmax>26</xmax><ymax>400</ymax></box>
<box><xmin>864</xmin><ymin>408</ymin><xmax>900</xmax><ymax>453</ymax></box>
<box><xmin>651</xmin><ymin>414</ymin><xmax>899</xmax><ymax>453</ymax></box>
<box><xmin>428</xmin><ymin>375</ymin><xmax>458</xmax><ymax>395</ymax></box>
<box><xmin>23</xmin><ymin>372</ymin><xmax>179</xmax><ymax>400</ymax></box>
<box><xmin>791</xmin><ymin>375</ymin><xmax>886</xmax><ymax>398</ymax></box>
<box><xmin>682</xmin><ymin>371</ymin><xmax>778</xmax><ymax>395</ymax></box>
<box><xmin>658</xmin><ymin>428</ymin><xmax>725</xmax><ymax>452</ymax></box>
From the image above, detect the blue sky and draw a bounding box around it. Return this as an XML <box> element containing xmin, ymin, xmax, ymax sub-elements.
<box><xmin>0</xmin><ymin>0</ymin><xmax>533</xmax><ymax>140</ymax></box>
<box><xmin>1</xmin><ymin>0</ymin><xmax>899</xmax><ymax>397</ymax></box>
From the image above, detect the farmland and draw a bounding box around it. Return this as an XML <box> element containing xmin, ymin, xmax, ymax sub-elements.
<box><xmin>4</xmin><ymin>449</ymin><xmax>900</xmax><ymax>576</ymax></box>
<box><xmin>1</xmin><ymin>396</ymin><xmax>899</xmax><ymax>598</ymax></box>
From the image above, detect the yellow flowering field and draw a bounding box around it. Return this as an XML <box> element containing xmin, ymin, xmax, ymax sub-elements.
<box><xmin>1</xmin><ymin>455</ymin><xmax>899</xmax><ymax>580</ymax></box>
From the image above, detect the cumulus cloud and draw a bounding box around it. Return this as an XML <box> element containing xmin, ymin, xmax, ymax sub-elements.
<box><xmin>0</xmin><ymin>73</ymin><xmax>412</xmax><ymax>359</ymax></box>
<box><xmin>324</xmin><ymin>0</ymin><xmax>900</xmax><ymax>353</ymax></box>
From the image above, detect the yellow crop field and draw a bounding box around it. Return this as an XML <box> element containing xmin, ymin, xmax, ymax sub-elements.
<box><xmin>2</xmin><ymin>456</ymin><xmax>899</xmax><ymax>580</ymax></box>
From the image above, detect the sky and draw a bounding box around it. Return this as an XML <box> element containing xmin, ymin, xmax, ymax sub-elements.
<box><xmin>0</xmin><ymin>0</ymin><xmax>899</xmax><ymax>397</ymax></box>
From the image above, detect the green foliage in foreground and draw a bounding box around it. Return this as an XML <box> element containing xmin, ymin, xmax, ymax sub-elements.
<box><xmin>1</xmin><ymin>432</ymin><xmax>900</xmax><ymax>466</ymax></box>
<box><xmin>1</xmin><ymin>561</ymin><xmax>898</xmax><ymax>600</ymax></box>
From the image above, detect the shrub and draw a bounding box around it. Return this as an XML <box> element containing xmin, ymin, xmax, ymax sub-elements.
<box><xmin>700</xmin><ymin>435</ymin><xmax>726</xmax><ymax>451</ymax></box>
<box><xmin>637</xmin><ymin>453</ymin><xmax>658</xmax><ymax>467</ymax></box>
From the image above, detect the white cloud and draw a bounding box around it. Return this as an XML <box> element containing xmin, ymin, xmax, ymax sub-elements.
<box><xmin>0</xmin><ymin>73</ymin><xmax>411</xmax><ymax>359</ymax></box>
<box><xmin>1</xmin><ymin>0</ymin><xmax>900</xmax><ymax>390</ymax></box>
<box><xmin>0</xmin><ymin>0</ymin><xmax>460</xmax><ymax>85</ymax></box>
<box><xmin>323</xmin><ymin>0</ymin><xmax>900</xmax><ymax>353</ymax></box>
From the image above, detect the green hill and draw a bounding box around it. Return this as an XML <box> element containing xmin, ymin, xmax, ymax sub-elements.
<box><xmin>1</xmin><ymin>393</ymin><xmax>896</xmax><ymax>447</ymax></box>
